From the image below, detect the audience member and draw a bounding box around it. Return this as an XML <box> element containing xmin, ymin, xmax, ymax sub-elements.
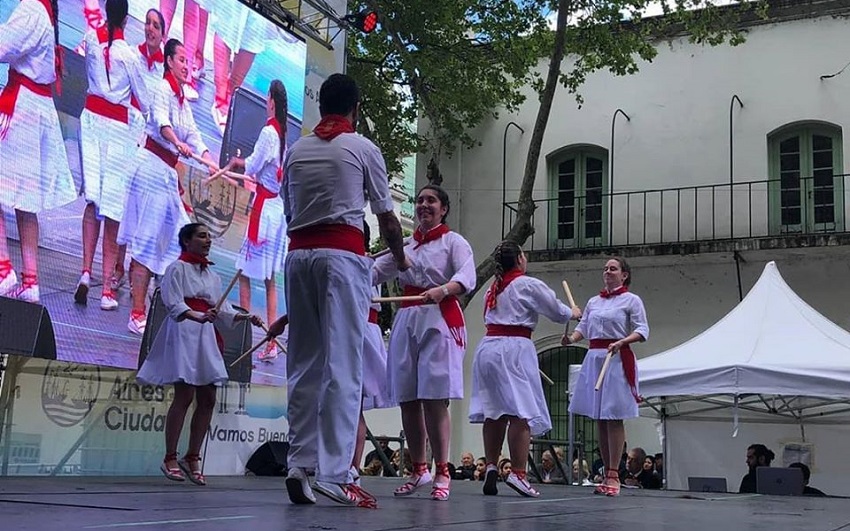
<box><xmin>622</xmin><ymin>447</ymin><xmax>661</xmax><ymax>489</ymax></box>
<box><xmin>739</xmin><ymin>443</ymin><xmax>775</xmax><ymax>494</ymax></box>
<box><xmin>453</xmin><ymin>452</ymin><xmax>476</xmax><ymax>480</ymax></box>
<box><xmin>789</xmin><ymin>462</ymin><xmax>826</xmax><ymax>497</ymax></box>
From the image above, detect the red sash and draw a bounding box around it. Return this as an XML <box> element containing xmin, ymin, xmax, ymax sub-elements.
<box><xmin>144</xmin><ymin>137</ymin><xmax>192</xmax><ymax>214</ymax></box>
<box><xmin>288</xmin><ymin>224</ymin><xmax>365</xmax><ymax>256</ymax></box>
<box><xmin>368</xmin><ymin>308</ymin><xmax>379</xmax><ymax>325</ymax></box>
<box><xmin>247</xmin><ymin>184</ymin><xmax>277</xmax><ymax>244</ymax></box>
<box><xmin>0</xmin><ymin>70</ymin><xmax>52</xmax><ymax>140</ymax></box>
<box><xmin>184</xmin><ymin>297</ymin><xmax>224</xmax><ymax>354</ymax></box>
<box><xmin>85</xmin><ymin>94</ymin><xmax>129</xmax><ymax>123</ymax></box>
<box><xmin>589</xmin><ymin>339</ymin><xmax>640</xmax><ymax>403</ymax></box>
<box><xmin>401</xmin><ymin>286</ymin><xmax>466</xmax><ymax>348</ymax></box>
<box><xmin>485</xmin><ymin>324</ymin><xmax>532</xmax><ymax>338</ymax></box>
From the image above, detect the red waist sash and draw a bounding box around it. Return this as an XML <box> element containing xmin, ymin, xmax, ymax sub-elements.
<box><xmin>401</xmin><ymin>286</ymin><xmax>465</xmax><ymax>348</ymax></box>
<box><xmin>247</xmin><ymin>184</ymin><xmax>277</xmax><ymax>244</ymax></box>
<box><xmin>288</xmin><ymin>224</ymin><xmax>365</xmax><ymax>256</ymax></box>
<box><xmin>589</xmin><ymin>339</ymin><xmax>639</xmax><ymax>403</ymax></box>
<box><xmin>85</xmin><ymin>94</ymin><xmax>129</xmax><ymax>124</ymax></box>
<box><xmin>0</xmin><ymin>70</ymin><xmax>52</xmax><ymax>140</ymax></box>
<box><xmin>485</xmin><ymin>324</ymin><xmax>532</xmax><ymax>338</ymax></box>
<box><xmin>184</xmin><ymin>297</ymin><xmax>224</xmax><ymax>354</ymax></box>
<box><xmin>368</xmin><ymin>308</ymin><xmax>379</xmax><ymax>325</ymax></box>
<box><xmin>144</xmin><ymin>136</ymin><xmax>178</xmax><ymax>168</ymax></box>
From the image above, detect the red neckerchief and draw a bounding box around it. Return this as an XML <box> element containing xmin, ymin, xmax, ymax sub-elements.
<box><xmin>138</xmin><ymin>43</ymin><xmax>163</xmax><ymax>71</ymax></box>
<box><xmin>179</xmin><ymin>251</ymin><xmax>214</xmax><ymax>272</ymax></box>
<box><xmin>313</xmin><ymin>114</ymin><xmax>354</xmax><ymax>141</ymax></box>
<box><xmin>33</xmin><ymin>0</ymin><xmax>63</xmax><ymax>94</ymax></box>
<box><xmin>266</xmin><ymin>118</ymin><xmax>285</xmax><ymax>182</ymax></box>
<box><xmin>164</xmin><ymin>70</ymin><xmax>184</xmax><ymax>107</ymax></box>
<box><xmin>413</xmin><ymin>224</ymin><xmax>450</xmax><ymax>249</ymax></box>
<box><xmin>485</xmin><ymin>268</ymin><xmax>524</xmax><ymax>311</ymax></box>
<box><xmin>96</xmin><ymin>25</ymin><xmax>125</xmax><ymax>79</ymax></box>
<box><xmin>599</xmin><ymin>285</ymin><xmax>628</xmax><ymax>298</ymax></box>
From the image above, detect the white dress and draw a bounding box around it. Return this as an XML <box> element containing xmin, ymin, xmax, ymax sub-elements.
<box><xmin>0</xmin><ymin>0</ymin><xmax>75</xmax><ymax>213</ymax></box>
<box><xmin>137</xmin><ymin>259</ymin><xmax>238</xmax><ymax>386</ymax></box>
<box><xmin>234</xmin><ymin>124</ymin><xmax>287</xmax><ymax>281</ymax></box>
<box><xmin>129</xmin><ymin>43</ymin><xmax>163</xmax><ymax>145</ymax></box>
<box><xmin>373</xmin><ymin>227</ymin><xmax>476</xmax><ymax>402</ymax></box>
<box><xmin>118</xmin><ymin>77</ymin><xmax>207</xmax><ymax>276</ymax></box>
<box><xmin>568</xmin><ymin>291</ymin><xmax>649</xmax><ymax>420</ymax></box>
<box><xmin>79</xmin><ymin>27</ymin><xmax>147</xmax><ymax>222</ymax></box>
<box><xmin>363</xmin><ymin>285</ymin><xmax>391</xmax><ymax>411</ymax></box>
<box><xmin>468</xmin><ymin>276</ymin><xmax>572</xmax><ymax>436</ymax></box>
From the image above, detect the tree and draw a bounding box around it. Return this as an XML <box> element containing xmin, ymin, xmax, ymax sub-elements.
<box><xmin>349</xmin><ymin>0</ymin><xmax>765</xmax><ymax>303</ymax></box>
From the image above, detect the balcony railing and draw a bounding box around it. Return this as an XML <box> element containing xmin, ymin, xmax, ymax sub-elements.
<box><xmin>502</xmin><ymin>175</ymin><xmax>850</xmax><ymax>252</ymax></box>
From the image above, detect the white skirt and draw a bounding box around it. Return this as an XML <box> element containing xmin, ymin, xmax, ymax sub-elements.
<box><xmin>387</xmin><ymin>305</ymin><xmax>466</xmax><ymax>403</ymax></box>
<box><xmin>79</xmin><ymin>109</ymin><xmax>135</xmax><ymax>221</ymax></box>
<box><xmin>468</xmin><ymin>336</ymin><xmax>552</xmax><ymax>436</ymax></box>
<box><xmin>117</xmin><ymin>149</ymin><xmax>191</xmax><ymax>276</ymax></box>
<box><xmin>362</xmin><ymin>322</ymin><xmax>392</xmax><ymax>411</ymax></box>
<box><xmin>137</xmin><ymin>318</ymin><xmax>228</xmax><ymax>386</ymax></box>
<box><xmin>568</xmin><ymin>348</ymin><xmax>639</xmax><ymax>420</ymax></box>
<box><xmin>0</xmin><ymin>88</ymin><xmax>75</xmax><ymax>213</ymax></box>
<box><xmin>234</xmin><ymin>195</ymin><xmax>286</xmax><ymax>281</ymax></box>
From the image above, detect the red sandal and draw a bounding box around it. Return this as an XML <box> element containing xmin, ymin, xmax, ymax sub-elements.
<box><xmin>160</xmin><ymin>453</ymin><xmax>185</xmax><ymax>482</ymax></box>
<box><xmin>431</xmin><ymin>462</ymin><xmax>451</xmax><ymax>501</ymax></box>
<box><xmin>604</xmin><ymin>469</ymin><xmax>621</xmax><ymax>497</ymax></box>
<box><xmin>178</xmin><ymin>454</ymin><xmax>206</xmax><ymax>486</ymax></box>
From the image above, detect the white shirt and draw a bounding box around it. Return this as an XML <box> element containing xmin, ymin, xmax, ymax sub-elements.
<box><xmin>83</xmin><ymin>29</ymin><xmax>147</xmax><ymax>112</ymax></box>
<box><xmin>575</xmin><ymin>291</ymin><xmax>649</xmax><ymax>341</ymax></box>
<box><xmin>133</xmin><ymin>44</ymin><xmax>164</xmax><ymax>116</ymax></box>
<box><xmin>283</xmin><ymin>132</ymin><xmax>394</xmax><ymax>232</ymax></box>
<box><xmin>244</xmin><ymin>125</ymin><xmax>283</xmax><ymax>194</ymax></box>
<box><xmin>147</xmin><ymin>78</ymin><xmax>208</xmax><ymax>156</ymax></box>
<box><xmin>0</xmin><ymin>0</ymin><xmax>55</xmax><ymax>83</ymax></box>
<box><xmin>483</xmin><ymin>276</ymin><xmax>572</xmax><ymax>328</ymax></box>
<box><xmin>373</xmin><ymin>229</ymin><xmax>476</xmax><ymax>292</ymax></box>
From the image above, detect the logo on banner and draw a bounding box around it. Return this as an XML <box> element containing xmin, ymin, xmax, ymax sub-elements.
<box><xmin>41</xmin><ymin>362</ymin><xmax>101</xmax><ymax>427</ymax></box>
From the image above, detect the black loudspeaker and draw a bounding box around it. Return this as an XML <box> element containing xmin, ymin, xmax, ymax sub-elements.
<box><xmin>138</xmin><ymin>288</ymin><xmax>253</xmax><ymax>383</ymax></box>
<box><xmin>246</xmin><ymin>441</ymin><xmax>289</xmax><ymax>476</ymax></box>
<box><xmin>0</xmin><ymin>297</ymin><xmax>57</xmax><ymax>359</ymax></box>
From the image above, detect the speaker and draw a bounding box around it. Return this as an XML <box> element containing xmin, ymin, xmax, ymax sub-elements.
<box><xmin>138</xmin><ymin>288</ymin><xmax>253</xmax><ymax>383</ymax></box>
<box><xmin>0</xmin><ymin>297</ymin><xmax>57</xmax><ymax>359</ymax></box>
<box><xmin>246</xmin><ymin>441</ymin><xmax>289</xmax><ymax>476</ymax></box>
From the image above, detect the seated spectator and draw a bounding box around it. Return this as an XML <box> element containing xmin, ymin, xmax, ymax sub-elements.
<box><xmin>789</xmin><ymin>462</ymin><xmax>826</xmax><ymax>497</ymax></box>
<box><xmin>453</xmin><ymin>452</ymin><xmax>476</xmax><ymax>480</ymax></box>
<box><xmin>532</xmin><ymin>450</ymin><xmax>565</xmax><ymax>484</ymax></box>
<box><xmin>622</xmin><ymin>447</ymin><xmax>661</xmax><ymax>489</ymax></box>
<box><xmin>498</xmin><ymin>458</ymin><xmax>512</xmax><ymax>482</ymax></box>
<box><xmin>360</xmin><ymin>458</ymin><xmax>383</xmax><ymax>477</ymax></box>
<box><xmin>474</xmin><ymin>457</ymin><xmax>486</xmax><ymax>481</ymax></box>
<box><xmin>391</xmin><ymin>448</ymin><xmax>413</xmax><ymax>477</ymax></box>
<box><xmin>363</xmin><ymin>436</ymin><xmax>395</xmax><ymax>477</ymax></box>
<box><xmin>739</xmin><ymin>443</ymin><xmax>775</xmax><ymax>493</ymax></box>
<box><xmin>572</xmin><ymin>459</ymin><xmax>591</xmax><ymax>485</ymax></box>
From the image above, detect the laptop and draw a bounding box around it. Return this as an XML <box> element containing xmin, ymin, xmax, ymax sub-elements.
<box><xmin>688</xmin><ymin>477</ymin><xmax>728</xmax><ymax>493</ymax></box>
<box><xmin>756</xmin><ymin>467</ymin><xmax>804</xmax><ymax>496</ymax></box>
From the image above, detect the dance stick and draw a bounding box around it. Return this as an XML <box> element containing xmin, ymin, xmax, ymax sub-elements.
<box><xmin>214</xmin><ymin>269</ymin><xmax>242</xmax><ymax>311</ymax></box>
<box><xmin>368</xmin><ymin>237</ymin><xmax>413</xmax><ymax>259</ymax></box>
<box><xmin>260</xmin><ymin>322</ymin><xmax>287</xmax><ymax>352</ymax></box>
<box><xmin>539</xmin><ymin>369</ymin><xmax>555</xmax><ymax>386</ymax></box>
<box><xmin>372</xmin><ymin>295</ymin><xmax>427</xmax><ymax>303</ymax></box>
<box><xmin>595</xmin><ymin>352</ymin><xmax>614</xmax><ymax>391</ymax></box>
<box><xmin>187</xmin><ymin>153</ymin><xmax>244</xmax><ymax>181</ymax></box>
<box><xmin>561</xmin><ymin>280</ymin><xmax>577</xmax><ymax>308</ymax></box>
<box><xmin>230</xmin><ymin>337</ymin><xmax>269</xmax><ymax>367</ymax></box>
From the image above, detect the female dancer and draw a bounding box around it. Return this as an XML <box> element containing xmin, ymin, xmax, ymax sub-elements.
<box><xmin>469</xmin><ymin>241</ymin><xmax>581</xmax><ymax>497</ymax></box>
<box><xmin>0</xmin><ymin>0</ymin><xmax>76</xmax><ymax>303</ymax></box>
<box><xmin>130</xmin><ymin>8</ymin><xmax>166</xmax><ymax>141</ymax></box>
<box><xmin>564</xmin><ymin>257</ymin><xmax>649</xmax><ymax>497</ymax></box>
<box><xmin>118</xmin><ymin>38</ymin><xmax>217</xmax><ymax>336</ymax></box>
<box><xmin>137</xmin><ymin>222</ymin><xmax>263</xmax><ymax>485</ymax></box>
<box><xmin>373</xmin><ymin>184</ymin><xmax>475</xmax><ymax>501</ymax></box>
<box><xmin>159</xmin><ymin>0</ymin><xmax>208</xmax><ymax>100</ymax></box>
<box><xmin>74</xmin><ymin>0</ymin><xmax>147</xmax><ymax>311</ymax></box>
<box><xmin>221</xmin><ymin>80</ymin><xmax>288</xmax><ymax>362</ymax></box>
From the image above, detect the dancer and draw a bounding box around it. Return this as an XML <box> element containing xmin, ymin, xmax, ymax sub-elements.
<box><xmin>0</xmin><ymin>0</ymin><xmax>76</xmax><ymax>303</ymax></box>
<box><xmin>130</xmin><ymin>8</ymin><xmax>166</xmax><ymax>142</ymax></box>
<box><xmin>269</xmin><ymin>73</ymin><xmax>407</xmax><ymax>508</ymax></box>
<box><xmin>159</xmin><ymin>0</ymin><xmax>208</xmax><ymax>100</ymax></box>
<box><xmin>468</xmin><ymin>241</ymin><xmax>581</xmax><ymax>498</ymax></box>
<box><xmin>137</xmin><ymin>222</ymin><xmax>263</xmax><ymax>486</ymax></box>
<box><xmin>118</xmin><ymin>37</ymin><xmax>217</xmax><ymax>335</ymax></box>
<box><xmin>74</xmin><ymin>0</ymin><xmax>148</xmax><ymax>311</ymax></box>
<box><xmin>563</xmin><ymin>257</ymin><xmax>649</xmax><ymax>497</ymax></box>
<box><xmin>221</xmin><ymin>80</ymin><xmax>288</xmax><ymax>362</ymax></box>
<box><xmin>75</xmin><ymin>0</ymin><xmax>105</xmax><ymax>55</ymax></box>
<box><xmin>373</xmin><ymin>184</ymin><xmax>476</xmax><ymax>501</ymax></box>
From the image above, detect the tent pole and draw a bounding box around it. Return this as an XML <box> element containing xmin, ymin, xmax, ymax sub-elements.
<box><xmin>661</xmin><ymin>397</ymin><xmax>668</xmax><ymax>490</ymax></box>
<box><xmin>733</xmin><ymin>251</ymin><xmax>744</xmax><ymax>301</ymax></box>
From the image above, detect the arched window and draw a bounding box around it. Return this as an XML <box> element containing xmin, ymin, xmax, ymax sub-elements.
<box><xmin>768</xmin><ymin>123</ymin><xmax>844</xmax><ymax>234</ymax></box>
<box><xmin>547</xmin><ymin>146</ymin><xmax>609</xmax><ymax>247</ymax></box>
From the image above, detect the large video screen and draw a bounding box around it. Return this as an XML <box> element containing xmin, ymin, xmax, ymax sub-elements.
<box><xmin>0</xmin><ymin>0</ymin><xmax>307</xmax><ymax>386</ymax></box>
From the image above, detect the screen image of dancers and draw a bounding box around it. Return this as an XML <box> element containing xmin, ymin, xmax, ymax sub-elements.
<box><xmin>468</xmin><ymin>241</ymin><xmax>581</xmax><ymax>498</ymax></box>
<box><xmin>159</xmin><ymin>0</ymin><xmax>208</xmax><ymax>101</ymax></box>
<box><xmin>117</xmin><ymin>37</ymin><xmax>217</xmax><ymax>336</ymax></box>
<box><xmin>276</xmin><ymin>73</ymin><xmax>408</xmax><ymax>508</ymax></box>
<box><xmin>221</xmin><ymin>79</ymin><xmax>288</xmax><ymax>363</ymax></box>
<box><xmin>75</xmin><ymin>0</ymin><xmax>149</xmax><ymax>312</ymax></box>
<box><xmin>563</xmin><ymin>257</ymin><xmax>649</xmax><ymax>497</ymax></box>
<box><xmin>130</xmin><ymin>8</ymin><xmax>165</xmax><ymax>145</ymax></box>
<box><xmin>0</xmin><ymin>0</ymin><xmax>77</xmax><ymax>304</ymax></box>
<box><xmin>136</xmin><ymin>222</ymin><xmax>263</xmax><ymax>486</ymax></box>
<box><xmin>373</xmin><ymin>184</ymin><xmax>476</xmax><ymax>502</ymax></box>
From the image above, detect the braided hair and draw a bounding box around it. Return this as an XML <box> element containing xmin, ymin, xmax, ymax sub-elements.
<box><xmin>104</xmin><ymin>0</ymin><xmax>129</xmax><ymax>86</ymax></box>
<box><xmin>485</xmin><ymin>240</ymin><xmax>522</xmax><ymax>310</ymax></box>
<box><xmin>269</xmin><ymin>80</ymin><xmax>288</xmax><ymax>168</ymax></box>
<box><xmin>49</xmin><ymin>0</ymin><xmax>63</xmax><ymax>84</ymax></box>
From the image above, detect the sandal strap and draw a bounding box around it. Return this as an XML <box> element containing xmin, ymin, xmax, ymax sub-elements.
<box><xmin>164</xmin><ymin>452</ymin><xmax>178</xmax><ymax>462</ymax></box>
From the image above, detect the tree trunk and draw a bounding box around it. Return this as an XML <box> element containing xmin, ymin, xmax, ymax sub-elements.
<box><xmin>464</xmin><ymin>0</ymin><xmax>572</xmax><ymax>306</ymax></box>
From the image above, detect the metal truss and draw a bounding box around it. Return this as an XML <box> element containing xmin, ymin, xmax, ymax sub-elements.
<box><xmin>237</xmin><ymin>0</ymin><xmax>349</xmax><ymax>51</ymax></box>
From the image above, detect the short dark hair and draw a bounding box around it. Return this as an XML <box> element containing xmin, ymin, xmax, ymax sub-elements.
<box><xmin>788</xmin><ymin>462</ymin><xmax>811</xmax><ymax>483</ymax></box>
<box><xmin>319</xmin><ymin>74</ymin><xmax>360</xmax><ymax>117</ymax></box>
<box><xmin>178</xmin><ymin>223</ymin><xmax>206</xmax><ymax>251</ymax></box>
<box><xmin>748</xmin><ymin>444</ymin><xmax>775</xmax><ymax>465</ymax></box>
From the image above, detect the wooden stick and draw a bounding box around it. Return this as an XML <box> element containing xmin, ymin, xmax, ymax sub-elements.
<box><xmin>595</xmin><ymin>352</ymin><xmax>613</xmax><ymax>391</ymax></box>
<box><xmin>372</xmin><ymin>295</ymin><xmax>426</xmax><ymax>303</ymax></box>
<box><xmin>539</xmin><ymin>369</ymin><xmax>555</xmax><ymax>386</ymax></box>
<box><xmin>260</xmin><ymin>323</ymin><xmax>286</xmax><ymax>353</ymax></box>
<box><xmin>204</xmin><ymin>165</ymin><xmax>232</xmax><ymax>184</ymax></box>
<box><xmin>187</xmin><ymin>153</ymin><xmax>245</xmax><ymax>181</ymax></box>
<box><xmin>230</xmin><ymin>337</ymin><xmax>269</xmax><ymax>367</ymax></box>
<box><xmin>214</xmin><ymin>269</ymin><xmax>242</xmax><ymax>311</ymax></box>
<box><xmin>561</xmin><ymin>280</ymin><xmax>577</xmax><ymax>309</ymax></box>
